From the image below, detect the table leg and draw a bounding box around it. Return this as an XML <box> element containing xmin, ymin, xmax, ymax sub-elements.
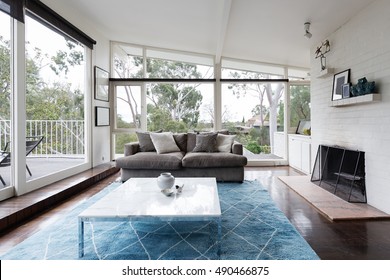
<box><xmin>78</xmin><ymin>218</ymin><xmax>84</xmax><ymax>258</ymax></box>
<box><xmin>217</xmin><ymin>217</ymin><xmax>222</xmax><ymax>258</ymax></box>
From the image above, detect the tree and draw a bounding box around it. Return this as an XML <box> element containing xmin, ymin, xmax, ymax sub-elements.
<box><xmin>113</xmin><ymin>55</ymin><xmax>206</xmax><ymax>132</ymax></box>
<box><xmin>0</xmin><ymin>35</ymin><xmax>85</xmax><ymax>154</ymax></box>
<box><xmin>0</xmin><ymin>36</ymin><xmax>11</xmax><ymax>120</ymax></box>
<box><xmin>228</xmin><ymin>71</ymin><xmax>284</xmax><ymax>153</ymax></box>
<box><xmin>113</xmin><ymin>55</ymin><xmax>143</xmax><ymax>129</ymax></box>
<box><xmin>290</xmin><ymin>85</ymin><xmax>310</xmax><ymax>126</ymax></box>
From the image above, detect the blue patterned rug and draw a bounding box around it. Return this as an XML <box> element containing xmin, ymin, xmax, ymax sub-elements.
<box><xmin>1</xmin><ymin>180</ymin><xmax>319</xmax><ymax>260</ymax></box>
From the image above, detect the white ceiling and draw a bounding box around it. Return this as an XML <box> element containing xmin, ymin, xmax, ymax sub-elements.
<box><xmin>42</xmin><ymin>0</ymin><xmax>376</xmax><ymax>69</ymax></box>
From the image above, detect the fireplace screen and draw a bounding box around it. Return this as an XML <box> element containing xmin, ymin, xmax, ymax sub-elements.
<box><xmin>311</xmin><ymin>145</ymin><xmax>366</xmax><ymax>203</ymax></box>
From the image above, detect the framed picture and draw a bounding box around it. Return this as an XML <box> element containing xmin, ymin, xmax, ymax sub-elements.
<box><xmin>94</xmin><ymin>66</ymin><xmax>109</xmax><ymax>101</ymax></box>
<box><xmin>95</xmin><ymin>106</ymin><xmax>110</xmax><ymax>126</ymax></box>
<box><xmin>342</xmin><ymin>83</ymin><xmax>351</xmax><ymax>98</ymax></box>
<box><xmin>332</xmin><ymin>69</ymin><xmax>350</xmax><ymax>101</ymax></box>
<box><xmin>296</xmin><ymin>120</ymin><xmax>311</xmax><ymax>135</ymax></box>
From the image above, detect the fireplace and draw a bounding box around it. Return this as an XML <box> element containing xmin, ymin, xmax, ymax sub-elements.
<box><xmin>311</xmin><ymin>145</ymin><xmax>366</xmax><ymax>203</ymax></box>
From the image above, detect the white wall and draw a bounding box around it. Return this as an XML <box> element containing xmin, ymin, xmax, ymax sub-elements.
<box><xmin>311</xmin><ymin>0</ymin><xmax>390</xmax><ymax>213</ymax></box>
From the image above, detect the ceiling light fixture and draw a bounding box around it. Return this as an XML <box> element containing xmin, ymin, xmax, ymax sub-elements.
<box><xmin>304</xmin><ymin>22</ymin><xmax>312</xmax><ymax>39</ymax></box>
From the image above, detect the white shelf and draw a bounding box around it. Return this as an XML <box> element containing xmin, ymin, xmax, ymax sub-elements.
<box><xmin>331</xmin><ymin>93</ymin><xmax>380</xmax><ymax>107</ymax></box>
<box><xmin>316</xmin><ymin>68</ymin><xmax>334</xmax><ymax>78</ymax></box>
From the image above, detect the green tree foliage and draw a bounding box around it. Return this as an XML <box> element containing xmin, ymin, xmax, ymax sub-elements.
<box><xmin>0</xmin><ymin>36</ymin><xmax>84</xmax><ymax>121</ymax></box>
<box><xmin>1</xmin><ymin>35</ymin><xmax>85</xmax><ymax>155</ymax></box>
<box><xmin>227</xmin><ymin>70</ymin><xmax>284</xmax><ymax>154</ymax></box>
<box><xmin>290</xmin><ymin>85</ymin><xmax>310</xmax><ymax>127</ymax></box>
<box><xmin>0</xmin><ymin>36</ymin><xmax>11</xmax><ymax>120</ymax></box>
<box><xmin>114</xmin><ymin>56</ymin><xmax>205</xmax><ymax>132</ymax></box>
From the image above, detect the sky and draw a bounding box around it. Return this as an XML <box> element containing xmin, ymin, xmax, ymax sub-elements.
<box><xmin>0</xmin><ymin>12</ymin><xmax>84</xmax><ymax>92</ymax></box>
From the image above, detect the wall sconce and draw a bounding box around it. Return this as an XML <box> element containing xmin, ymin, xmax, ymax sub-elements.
<box><xmin>315</xmin><ymin>40</ymin><xmax>330</xmax><ymax>70</ymax></box>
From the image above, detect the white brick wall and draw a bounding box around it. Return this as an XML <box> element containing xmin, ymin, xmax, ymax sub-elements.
<box><xmin>311</xmin><ymin>0</ymin><xmax>390</xmax><ymax>213</ymax></box>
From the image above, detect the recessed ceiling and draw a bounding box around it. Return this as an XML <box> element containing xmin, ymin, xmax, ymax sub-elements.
<box><xmin>42</xmin><ymin>0</ymin><xmax>376</xmax><ymax>68</ymax></box>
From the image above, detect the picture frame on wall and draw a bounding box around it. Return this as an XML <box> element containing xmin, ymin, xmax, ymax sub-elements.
<box><xmin>95</xmin><ymin>106</ymin><xmax>110</xmax><ymax>126</ymax></box>
<box><xmin>94</xmin><ymin>66</ymin><xmax>109</xmax><ymax>101</ymax></box>
<box><xmin>332</xmin><ymin>69</ymin><xmax>350</xmax><ymax>101</ymax></box>
<box><xmin>342</xmin><ymin>83</ymin><xmax>351</xmax><ymax>98</ymax></box>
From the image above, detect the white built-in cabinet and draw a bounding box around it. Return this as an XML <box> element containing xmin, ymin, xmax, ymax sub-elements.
<box><xmin>288</xmin><ymin>134</ymin><xmax>311</xmax><ymax>174</ymax></box>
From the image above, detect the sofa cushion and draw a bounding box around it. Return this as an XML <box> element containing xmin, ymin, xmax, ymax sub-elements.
<box><xmin>116</xmin><ymin>152</ymin><xmax>184</xmax><ymax>170</ymax></box>
<box><xmin>187</xmin><ymin>132</ymin><xmax>197</xmax><ymax>152</ymax></box>
<box><xmin>217</xmin><ymin>134</ymin><xmax>236</xmax><ymax>153</ymax></box>
<box><xmin>182</xmin><ymin>152</ymin><xmax>247</xmax><ymax>168</ymax></box>
<box><xmin>192</xmin><ymin>133</ymin><xmax>218</xmax><ymax>152</ymax></box>
<box><xmin>150</xmin><ymin>132</ymin><xmax>180</xmax><ymax>154</ymax></box>
<box><xmin>136</xmin><ymin>132</ymin><xmax>156</xmax><ymax>152</ymax></box>
<box><xmin>173</xmin><ymin>133</ymin><xmax>187</xmax><ymax>152</ymax></box>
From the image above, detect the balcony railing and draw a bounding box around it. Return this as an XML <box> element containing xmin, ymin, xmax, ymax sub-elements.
<box><xmin>0</xmin><ymin>120</ymin><xmax>85</xmax><ymax>158</ymax></box>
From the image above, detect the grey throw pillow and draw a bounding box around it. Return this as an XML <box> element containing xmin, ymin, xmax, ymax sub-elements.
<box><xmin>173</xmin><ymin>133</ymin><xmax>187</xmax><ymax>152</ymax></box>
<box><xmin>136</xmin><ymin>132</ymin><xmax>156</xmax><ymax>152</ymax></box>
<box><xmin>192</xmin><ymin>133</ymin><xmax>218</xmax><ymax>153</ymax></box>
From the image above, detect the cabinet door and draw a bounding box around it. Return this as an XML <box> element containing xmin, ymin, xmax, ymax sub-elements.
<box><xmin>301</xmin><ymin>141</ymin><xmax>311</xmax><ymax>174</ymax></box>
<box><xmin>289</xmin><ymin>137</ymin><xmax>302</xmax><ymax>169</ymax></box>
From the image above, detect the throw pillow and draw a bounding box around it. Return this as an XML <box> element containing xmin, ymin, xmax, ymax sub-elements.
<box><xmin>150</xmin><ymin>132</ymin><xmax>181</xmax><ymax>154</ymax></box>
<box><xmin>186</xmin><ymin>132</ymin><xmax>197</xmax><ymax>152</ymax></box>
<box><xmin>192</xmin><ymin>132</ymin><xmax>218</xmax><ymax>153</ymax></box>
<box><xmin>136</xmin><ymin>131</ymin><xmax>156</xmax><ymax>152</ymax></box>
<box><xmin>173</xmin><ymin>133</ymin><xmax>187</xmax><ymax>152</ymax></box>
<box><xmin>217</xmin><ymin>134</ymin><xmax>236</xmax><ymax>153</ymax></box>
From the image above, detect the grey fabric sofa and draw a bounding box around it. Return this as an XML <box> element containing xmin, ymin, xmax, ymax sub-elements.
<box><xmin>115</xmin><ymin>132</ymin><xmax>247</xmax><ymax>182</ymax></box>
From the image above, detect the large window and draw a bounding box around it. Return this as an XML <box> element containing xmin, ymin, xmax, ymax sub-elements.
<box><xmin>289</xmin><ymin>84</ymin><xmax>311</xmax><ymax>129</ymax></box>
<box><xmin>111</xmin><ymin>42</ymin><xmax>310</xmax><ymax>164</ymax></box>
<box><xmin>221</xmin><ymin>60</ymin><xmax>287</xmax><ymax>161</ymax></box>
<box><xmin>111</xmin><ymin>43</ymin><xmax>215</xmax><ymax>158</ymax></box>
<box><xmin>222</xmin><ymin>82</ymin><xmax>285</xmax><ymax>160</ymax></box>
<box><xmin>146</xmin><ymin>83</ymin><xmax>214</xmax><ymax>132</ymax></box>
<box><xmin>24</xmin><ymin>15</ymin><xmax>86</xmax><ymax>182</ymax></box>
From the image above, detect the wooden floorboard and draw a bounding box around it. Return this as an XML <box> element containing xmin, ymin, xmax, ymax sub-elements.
<box><xmin>0</xmin><ymin>162</ymin><xmax>119</xmax><ymax>234</ymax></box>
<box><xmin>1</xmin><ymin>166</ymin><xmax>390</xmax><ymax>259</ymax></box>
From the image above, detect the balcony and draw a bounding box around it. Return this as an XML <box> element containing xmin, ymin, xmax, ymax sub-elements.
<box><xmin>0</xmin><ymin>120</ymin><xmax>85</xmax><ymax>188</ymax></box>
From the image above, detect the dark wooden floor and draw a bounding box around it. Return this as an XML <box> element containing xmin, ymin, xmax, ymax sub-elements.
<box><xmin>1</xmin><ymin>166</ymin><xmax>390</xmax><ymax>259</ymax></box>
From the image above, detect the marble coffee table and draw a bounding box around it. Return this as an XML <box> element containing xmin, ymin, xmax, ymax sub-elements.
<box><xmin>78</xmin><ymin>177</ymin><xmax>222</xmax><ymax>258</ymax></box>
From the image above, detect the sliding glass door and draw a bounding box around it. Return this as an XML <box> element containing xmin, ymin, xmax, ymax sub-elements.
<box><xmin>24</xmin><ymin>15</ymin><xmax>87</xmax><ymax>182</ymax></box>
<box><xmin>221</xmin><ymin>82</ymin><xmax>286</xmax><ymax>162</ymax></box>
<box><xmin>0</xmin><ymin>11</ymin><xmax>13</xmax><ymax>194</ymax></box>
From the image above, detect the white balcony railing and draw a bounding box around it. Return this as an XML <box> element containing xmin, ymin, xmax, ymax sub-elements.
<box><xmin>0</xmin><ymin>120</ymin><xmax>85</xmax><ymax>158</ymax></box>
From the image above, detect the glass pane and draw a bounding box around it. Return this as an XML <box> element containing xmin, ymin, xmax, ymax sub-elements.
<box><xmin>0</xmin><ymin>11</ymin><xmax>12</xmax><ymax>188</ymax></box>
<box><xmin>222</xmin><ymin>58</ymin><xmax>284</xmax><ymax>78</ymax></box>
<box><xmin>222</xmin><ymin>82</ymin><xmax>285</xmax><ymax>160</ymax></box>
<box><xmin>147</xmin><ymin>83</ymin><xmax>214</xmax><ymax>132</ymax></box>
<box><xmin>290</xmin><ymin>84</ymin><xmax>311</xmax><ymax>131</ymax></box>
<box><xmin>288</xmin><ymin>68</ymin><xmax>310</xmax><ymax>81</ymax></box>
<box><xmin>113</xmin><ymin>132</ymin><xmax>138</xmax><ymax>159</ymax></box>
<box><xmin>147</xmin><ymin>58</ymin><xmax>213</xmax><ymax>79</ymax></box>
<box><xmin>25</xmin><ymin>15</ymin><xmax>86</xmax><ymax>182</ymax></box>
<box><xmin>115</xmin><ymin>85</ymin><xmax>142</xmax><ymax>129</ymax></box>
<box><xmin>112</xmin><ymin>43</ymin><xmax>143</xmax><ymax>78</ymax></box>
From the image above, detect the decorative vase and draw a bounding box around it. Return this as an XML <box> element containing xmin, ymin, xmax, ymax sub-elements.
<box><xmin>157</xmin><ymin>173</ymin><xmax>175</xmax><ymax>190</ymax></box>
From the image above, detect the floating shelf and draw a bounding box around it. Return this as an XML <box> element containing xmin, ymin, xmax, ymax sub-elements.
<box><xmin>316</xmin><ymin>68</ymin><xmax>334</xmax><ymax>78</ymax></box>
<box><xmin>331</xmin><ymin>93</ymin><xmax>380</xmax><ymax>107</ymax></box>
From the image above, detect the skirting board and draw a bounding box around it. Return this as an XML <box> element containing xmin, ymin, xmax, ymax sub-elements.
<box><xmin>278</xmin><ymin>175</ymin><xmax>390</xmax><ymax>221</ymax></box>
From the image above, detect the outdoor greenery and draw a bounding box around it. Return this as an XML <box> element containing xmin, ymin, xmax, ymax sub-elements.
<box><xmin>113</xmin><ymin>54</ymin><xmax>310</xmax><ymax>156</ymax></box>
<box><xmin>0</xmin><ymin>34</ymin><xmax>85</xmax><ymax>154</ymax></box>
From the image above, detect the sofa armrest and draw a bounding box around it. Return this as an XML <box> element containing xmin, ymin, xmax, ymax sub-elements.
<box><xmin>232</xmin><ymin>142</ymin><xmax>243</xmax><ymax>155</ymax></box>
<box><xmin>124</xmin><ymin>142</ymin><xmax>140</xmax><ymax>156</ymax></box>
